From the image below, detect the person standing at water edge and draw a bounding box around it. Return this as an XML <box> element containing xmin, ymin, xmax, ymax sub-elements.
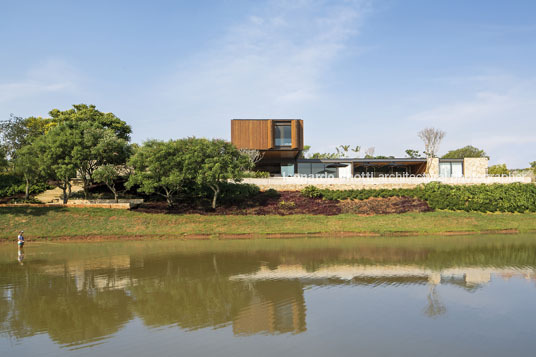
<box><xmin>17</xmin><ymin>231</ymin><xmax>24</xmax><ymax>248</ymax></box>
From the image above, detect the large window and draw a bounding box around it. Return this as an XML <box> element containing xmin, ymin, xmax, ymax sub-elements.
<box><xmin>274</xmin><ymin>123</ymin><xmax>292</xmax><ymax>147</ymax></box>
<box><xmin>297</xmin><ymin>163</ymin><xmax>338</xmax><ymax>178</ymax></box>
<box><xmin>439</xmin><ymin>162</ymin><xmax>463</xmax><ymax>178</ymax></box>
<box><xmin>281</xmin><ymin>163</ymin><xmax>295</xmax><ymax>177</ymax></box>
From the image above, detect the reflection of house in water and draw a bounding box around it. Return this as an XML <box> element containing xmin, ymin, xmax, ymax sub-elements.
<box><xmin>231</xmin><ymin>264</ymin><xmax>535</xmax><ymax>289</ymax></box>
<box><xmin>231</xmin><ymin>264</ymin><xmax>536</xmax><ymax>320</ymax></box>
<box><xmin>233</xmin><ymin>280</ymin><xmax>306</xmax><ymax>335</ymax></box>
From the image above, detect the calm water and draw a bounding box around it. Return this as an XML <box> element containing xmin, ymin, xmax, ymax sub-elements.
<box><xmin>1</xmin><ymin>235</ymin><xmax>536</xmax><ymax>356</ymax></box>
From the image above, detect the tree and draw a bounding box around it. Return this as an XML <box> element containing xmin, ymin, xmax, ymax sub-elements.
<box><xmin>300</xmin><ymin>145</ymin><xmax>311</xmax><ymax>158</ymax></box>
<box><xmin>442</xmin><ymin>145</ymin><xmax>487</xmax><ymax>159</ymax></box>
<box><xmin>488</xmin><ymin>164</ymin><xmax>508</xmax><ymax>176</ymax></box>
<box><xmin>13</xmin><ymin>144</ymin><xmax>41</xmax><ymax>200</ymax></box>
<box><xmin>405</xmin><ymin>149</ymin><xmax>421</xmax><ymax>158</ymax></box>
<box><xmin>530</xmin><ymin>161</ymin><xmax>536</xmax><ymax>174</ymax></box>
<box><xmin>364</xmin><ymin>147</ymin><xmax>375</xmax><ymax>158</ymax></box>
<box><xmin>0</xmin><ymin>114</ymin><xmax>51</xmax><ymax>161</ymax></box>
<box><xmin>48</xmin><ymin>104</ymin><xmax>132</xmax><ymax>141</ymax></box>
<box><xmin>34</xmin><ymin>123</ymin><xmax>78</xmax><ymax>204</ymax></box>
<box><xmin>71</xmin><ymin>122</ymin><xmax>132</xmax><ymax>199</ymax></box>
<box><xmin>94</xmin><ymin>165</ymin><xmax>122</xmax><ymax>202</ymax></box>
<box><xmin>0</xmin><ymin>114</ymin><xmax>30</xmax><ymax>160</ymax></box>
<box><xmin>238</xmin><ymin>149</ymin><xmax>264</xmax><ymax>166</ymax></box>
<box><xmin>309</xmin><ymin>152</ymin><xmax>338</xmax><ymax>159</ymax></box>
<box><xmin>126</xmin><ymin>139</ymin><xmax>194</xmax><ymax>207</ymax></box>
<box><xmin>418</xmin><ymin>128</ymin><xmax>445</xmax><ymax>158</ymax></box>
<box><xmin>0</xmin><ymin>145</ymin><xmax>7</xmax><ymax>172</ymax></box>
<box><xmin>193</xmin><ymin>139</ymin><xmax>251</xmax><ymax>209</ymax></box>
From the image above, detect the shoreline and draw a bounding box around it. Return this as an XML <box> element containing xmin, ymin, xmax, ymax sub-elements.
<box><xmin>0</xmin><ymin>229</ymin><xmax>528</xmax><ymax>244</ymax></box>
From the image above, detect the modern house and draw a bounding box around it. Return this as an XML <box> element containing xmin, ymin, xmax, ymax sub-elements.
<box><xmin>231</xmin><ymin>119</ymin><xmax>488</xmax><ymax>179</ymax></box>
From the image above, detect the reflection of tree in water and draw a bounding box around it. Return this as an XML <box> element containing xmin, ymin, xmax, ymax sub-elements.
<box><xmin>424</xmin><ymin>285</ymin><xmax>446</xmax><ymax>317</ymax></box>
<box><xmin>1</xmin><ymin>237</ymin><xmax>536</xmax><ymax>346</ymax></box>
<box><xmin>128</xmin><ymin>253</ymin><xmax>305</xmax><ymax>332</ymax></box>
<box><xmin>0</xmin><ymin>262</ymin><xmax>132</xmax><ymax>346</ymax></box>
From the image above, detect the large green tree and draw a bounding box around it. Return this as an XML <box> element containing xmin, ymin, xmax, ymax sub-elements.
<box><xmin>34</xmin><ymin>123</ymin><xmax>78</xmax><ymax>203</ymax></box>
<box><xmin>70</xmin><ymin>122</ymin><xmax>132</xmax><ymax>199</ymax></box>
<box><xmin>48</xmin><ymin>104</ymin><xmax>131</xmax><ymax>141</ymax></box>
<box><xmin>442</xmin><ymin>145</ymin><xmax>488</xmax><ymax>159</ymax></box>
<box><xmin>193</xmin><ymin>139</ymin><xmax>251</xmax><ymax>209</ymax></box>
<box><xmin>13</xmin><ymin>144</ymin><xmax>41</xmax><ymax>200</ymax></box>
<box><xmin>126</xmin><ymin>139</ymin><xmax>194</xmax><ymax>207</ymax></box>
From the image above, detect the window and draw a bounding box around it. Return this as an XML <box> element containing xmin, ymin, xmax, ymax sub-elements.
<box><xmin>439</xmin><ymin>162</ymin><xmax>463</xmax><ymax>178</ymax></box>
<box><xmin>281</xmin><ymin>163</ymin><xmax>295</xmax><ymax>177</ymax></box>
<box><xmin>297</xmin><ymin>162</ymin><xmax>338</xmax><ymax>178</ymax></box>
<box><xmin>274</xmin><ymin>123</ymin><xmax>292</xmax><ymax>146</ymax></box>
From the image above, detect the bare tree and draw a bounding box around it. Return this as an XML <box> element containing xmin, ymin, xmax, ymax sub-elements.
<box><xmin>418</xmin><ymin>128</ymin><xmax>446</xmax><ymax>158</ymax></box>
<box><xmin>239</xmin><ymin>149</ymin><xmax>264</xmax><ymax>165</ymax></box>
<box><xmin>364</xmin><ymin>147</ymin><xmax>375</xmax><ymax>158</ymax></box>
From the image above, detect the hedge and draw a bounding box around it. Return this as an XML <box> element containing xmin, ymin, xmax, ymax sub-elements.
<box><xmin>301</xmin><ymin>182</ymin><xmax>536</xmax><ymax>213</ymax></box>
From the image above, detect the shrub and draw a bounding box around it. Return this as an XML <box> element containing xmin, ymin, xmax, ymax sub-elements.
<box><xmin>278</xmin><ymin>200</ymin><xmax>296</xmax><ymax>209</ymax></box>
<box><xmin>301</xmin><ymin>185</ymin><xmax>323</xmax><ymax>198</ymax></box>
<box><xmin>316</xmin><ymin>183</ymin><xmax>536</xmax><ymax>213</ymax></box>
<box><xmin>263</xmin><ymin>188</ymin><xmax>280</xmax><ymax>199</ymax></box>
<box><xmin>242</xmin><ymin>171</ymin><xmax>271</xmax><ymax>178</ymax></box>
<box><xmin>214</xmin><ymin>182</ymin><xmax>260</xmax><ymax>205</ymax></box>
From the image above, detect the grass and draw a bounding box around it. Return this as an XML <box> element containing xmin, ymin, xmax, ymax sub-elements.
<box><xmin>1</xmin><ymin>206</ymin><xmax>536</xmax><ymax>241</ymax></box>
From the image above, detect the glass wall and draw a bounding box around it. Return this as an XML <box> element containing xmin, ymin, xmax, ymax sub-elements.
<box><xmin>281</xmin><ymin>163</ymin><xmax>295</xmax><ymax>177</ymax></box>
<box><xmin>274</xmin><ymin>124</ymin><xmax>292</xmax><ymax>147</ymax></box>
<box><xmin>297</xmin><ymin>163</ymin><xmax>337</xmax><ymax>178</ymax></box>
<box><xmin>439</xmin><ymin>162</ymin><xmax>463</xmax><ymax>178</ymax></box>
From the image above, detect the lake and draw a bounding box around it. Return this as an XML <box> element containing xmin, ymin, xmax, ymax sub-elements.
<box><xmin>1</xmin><ymin>235</ymin><xmax>536</xmax><ymax>356</ymax></box>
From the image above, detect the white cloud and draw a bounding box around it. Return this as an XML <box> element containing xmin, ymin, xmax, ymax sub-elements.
<box><xmin>142</xmin><ymin>0</ymin><xmax>369</xmax><ymax>138</ymax></box>
<box><xmin>406</xmin><ymin>76</ymin><xmax>536</xmax><ymax>167</ymax></box>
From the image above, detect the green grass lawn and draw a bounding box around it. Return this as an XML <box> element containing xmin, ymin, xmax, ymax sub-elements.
<box><xmin>1</xmin><ymin>206</ymin><xmax>536</xmax><ymax>241</ymax></box>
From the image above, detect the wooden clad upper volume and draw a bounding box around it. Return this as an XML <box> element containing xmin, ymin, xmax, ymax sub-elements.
<box><xmin>231</xmin><ymin>119</ymin><xmax>303</xmax><ymax>151</ymax></box>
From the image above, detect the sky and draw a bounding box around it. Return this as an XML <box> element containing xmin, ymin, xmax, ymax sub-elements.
<box><xmin>1</xmin><ymin>0</ymin><xmax>535</xmax><ymax>167</ymax></box>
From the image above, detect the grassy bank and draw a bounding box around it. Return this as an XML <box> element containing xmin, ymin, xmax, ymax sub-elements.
<box><xmin>1</xmin><ymin>206</ymin><xmax>536</xmax><ymax>241</ymax></box>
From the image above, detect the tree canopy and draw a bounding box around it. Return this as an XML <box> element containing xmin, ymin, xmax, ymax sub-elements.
<box><xmin>126</xmin><ymin>139</ymin><xmax>195</xmax><ymax>206</ymax></box>
<box><xmin>34</xmin><ymin>123</ymin><xmax>79</xmax><ymax>203</ymax></box>
<box><xmin>192</xmin><ymin>139</ymin><xmax>251</xmax><ymax>209</ymax></box>
<box><xmin>48</xmin><ymin>104</ymin><xmax>131</xmax><ymax>141</ymax></box>
<box><xmin>442</xmin><ymin>145</ymin><xmax>488</xmax><ymax>159</ymax></box>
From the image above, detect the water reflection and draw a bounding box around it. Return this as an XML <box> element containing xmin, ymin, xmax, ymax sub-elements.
<box><xmin>1</xmin><ymin>235</ymin><xmax>536</xmax><ymax>352</ymax></box>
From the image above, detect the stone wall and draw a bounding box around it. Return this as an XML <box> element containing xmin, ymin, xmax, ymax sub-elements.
<box><xmin>463</xmin><ymin>158</ymin><xmax>488</xmax><ymax>177</ymax></box>
<box><xmin>241</xmin><ymin>176</ymin><xmax>531</xmax><ymax>191</ymax></box>
<box><xmin>427</xmin><ymin>158</ymin><xmax>439</xmax><ymax>177</ymax></box>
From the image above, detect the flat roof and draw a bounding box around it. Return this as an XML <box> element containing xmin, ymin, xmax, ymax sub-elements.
<box><xmin>231</xmin><ymin>118</ymin><xmax>302</xmax><ymax>120</ymax></box>
<box><xmin>297</xmin><ymin>158</ymin><xmax>427</xmax><ymax>163</ymax></box>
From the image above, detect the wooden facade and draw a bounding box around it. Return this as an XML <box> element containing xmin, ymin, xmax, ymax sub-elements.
<box><xmin>231</xmin><ymin>119</ymin><xmax>304</xmax><ymax>151</ymax></box>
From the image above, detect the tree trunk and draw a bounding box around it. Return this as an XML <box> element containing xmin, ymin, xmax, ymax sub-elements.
<box><xmin>113</xmin><ymin>189</ymin><xmax>118</xmax><ymax>203</ymax></box>
<box><xmin>210</xmin><ymin>184</ymin><xmax>220</xmax><ymax>209</ymax></box>
<box><xmin>61</xmin><ymin>183</ymin><xmax>68</xmax><ymax>204</ymax></box>
<box><xmin>68</xmin><ymin>181</ymin><xmax>72</xmax><ymax>197</ymax></box>
<box><xmin>166</xmin><ymin>195</ymin><xmax>173</xmax><ymax>207</ymax></box>
<box><xmin>24</xmin><ymin>178</ymin><xmax>30</xmax><ymax>200</ymax></box>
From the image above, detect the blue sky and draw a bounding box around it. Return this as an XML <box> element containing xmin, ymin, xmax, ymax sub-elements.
<box><xmin>1</xmin><ymin>0</ymin><xmax>535</xmax><ymax>167</ymax></box>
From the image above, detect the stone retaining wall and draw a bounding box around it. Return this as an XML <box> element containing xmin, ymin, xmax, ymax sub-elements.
<box><xmin>241</xmin><ymin>176</ymin><xmax>532</xmax><ymax>191</ymax></box>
